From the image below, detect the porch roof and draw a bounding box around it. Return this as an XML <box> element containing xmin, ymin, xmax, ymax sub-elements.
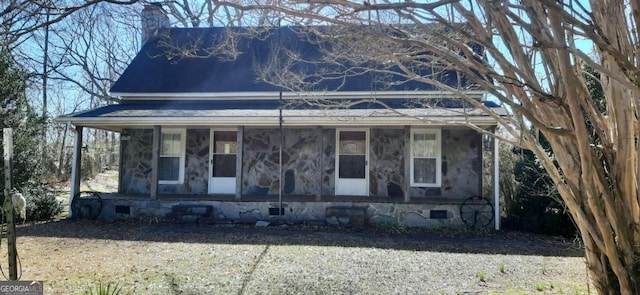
<box><xmin>57</xmin><ymin>99</ymin><xmax>506</xmax><ymax>131</ymax></box>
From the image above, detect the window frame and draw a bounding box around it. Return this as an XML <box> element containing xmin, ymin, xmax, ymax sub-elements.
<box><xmin>159</xmin><ymin>128</ymin><xmax>186</xmax><ymax>185</ymax></box>
<box><xmin>410</xmin><ymin>128</ymin><xmax>442</xmax><ymax>187</ymax></box>
<box><xmin>211</xmin><ymin>128</ymin><xmax>238</xmax><ymax>178</ymax></box>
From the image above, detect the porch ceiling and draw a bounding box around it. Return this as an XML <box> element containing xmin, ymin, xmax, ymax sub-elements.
<box><xmin>56</xmin><ymin>100</ymin><xmax>506</xmax><ymax>131</ymax></box>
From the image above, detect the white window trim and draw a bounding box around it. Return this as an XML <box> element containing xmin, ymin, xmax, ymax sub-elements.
<box><xmin>159</xmin><ymin>128</ymin><xmax>186</xmax><ymax>185</ymax></box>
<box><xmin>410</xmin><ymin>128</ymin><xmax>442</xmax><ymax>187</ymax></box>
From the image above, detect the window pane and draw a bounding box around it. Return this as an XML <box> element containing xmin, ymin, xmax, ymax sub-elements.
<box><xmin>414</xmin><ymin>158</ymin><xmax>436</xmax><ymax>184</ymax></box>
<box><xmin>214</xmin><ymin>131</ymin><xmax>237</xmax><ymax>154</ymax></box>
<box><xmin>339</xmin><ymin>131</ymin><xmax>366</xmax><ymax>155</ymax></box>
<box><xmin>339</xmin><ymin>155</ymin><xmax>366</xmax><ymax>178</ymax></box>
<box><xmin>162</xmin><ymin>133</ymin><xmax>181</xmax><ymax>155</ymax></box>
<box><xmin>414</xmin><ymin>133</ymin><xmax>436</xmax><ymax>157</ymax></box>
<box><xmin>213</xmin><ymin>154</ymin><xmax>236</xmax><ymax>177</ymax></box>
<box><xmin>340</xmin><ymin>131</ymin><xmax>365</xmax><ymax>141</ymax></box>
<box><xmin>159</xmin><ymin>156</ymin><xmax>180</xmax><ymax>181</ymax></box>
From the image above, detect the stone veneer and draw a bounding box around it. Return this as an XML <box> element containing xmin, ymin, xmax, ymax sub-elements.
<box><xmin>369</xmin><ymin>128</ymin><xmax>405</xmax><ymax>197</ymax></box>
<box><xmin>95</xmin><ymin>198</ymin><xmax>483</xmax><ymax>228</ymax></box>
<box><xmin>120</xmin><ymin>129</ymin><xmax>153</xmax><ymax>194</ymax></box>
<box><xmin>120</xmin><ymin>127</ymin><xmax>482</xmax><ymax>199</ymax></box>
<box><xmin>242</xmin><ymin>128</ymin><xmax>336</xmax><ymax>196</ymax></box>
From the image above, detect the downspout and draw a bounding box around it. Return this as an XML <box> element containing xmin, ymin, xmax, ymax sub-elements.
<box><xmin>493</xmin><ymin>133</ymin><xmax>500</xmax><ymax>230</ymax></box>
<box><xmin>279</xmin><ymin>91</ymin><xmax>284</xmax><ymax>218</ymax></box>
<box><xmin>277</xmin><ymin>22</ymin><xmax>284</xmax><ymax>218</ymax></box>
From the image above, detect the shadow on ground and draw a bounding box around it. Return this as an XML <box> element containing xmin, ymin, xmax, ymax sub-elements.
<box><xmin>17</xmin><ymin>219</ymin><xmax>584</xmax><ymax>258</ymax></box>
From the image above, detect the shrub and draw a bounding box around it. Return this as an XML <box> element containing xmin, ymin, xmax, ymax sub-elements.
<box><xmin>502</xmin><ymin>146</ymin><xmax>577</xmax><ymax>238</ymax></box>
<box><xmin>21</xmin><ymin>183</ymin><xmax>63</xmax><ymax>221</ymax></box>
<box><xmin>83</xmin><ymin>282</ymin><xmax>123</xmax><ymax>295</ymax></box>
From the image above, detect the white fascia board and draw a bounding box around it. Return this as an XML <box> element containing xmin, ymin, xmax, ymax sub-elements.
<box><xmin>63</xmin><ymin>115</ymin><xmax>499</xmax><ymax>129</ymax></box>
<box><xmin>112</xmin><ymin>90</ymin><xmax>487</xmax><ymax>101</ymax></box>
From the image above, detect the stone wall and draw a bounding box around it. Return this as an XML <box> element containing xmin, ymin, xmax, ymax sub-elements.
<box><xmin>120</xmin><ymin>129</ymin><xmax>153</xmax><ymax>194</ymax></box>
<box><xmin>119</xmin><ymin>126</ymin><xmax>482</xmax><ymax>199</ymax></box>
<box><xmin>242</xmin><ymin>128</ymin><xmax>325</xmax><ymax>196</ymax></box>
<box><xmin>96</xmin><ymin>198</ymin><xmax>482</xmax><ymax>228</ymax></box>
<box><xmin>369</xmin><ymin>128</ymin><xmax>405</xmax><ymax>197</ymax></box>
<box><xmin>321</xmin><ymin>128</ymin><xmax>336</xmax><ymax>196</ymax></box>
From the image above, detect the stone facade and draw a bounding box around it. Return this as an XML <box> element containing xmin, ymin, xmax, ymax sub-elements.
<box><xmin>243</xmin><ymin>128</ymin><xmax>325</xmax><ymax>196</ymax></box>
<box><xmin>369</xmin><ymin>128</ymin><xmax>405</xmax><ymax>197</ymax></box>
<box><xmin>243</xmin><ymin>128</ymin><xmax>335</xmax><ymax>197</ymax></box>
<box><xmin>95</xmin><ymin>198</ymin><xmax>481</xmax><ymax>228</ymax></box>
<box><xmin>321</xmin><ymin>128</ymin><xmax>336</xmax><ymax>196</ymax></box>
<box><xmin>120</xmin><ymin>129</ymin><xmax>153</xmax><ymax>194</ymax></box>
<box><xmin>119</xmin><ymin>126</ymin><xmax>482</xmax><ymax>199</ymax></box>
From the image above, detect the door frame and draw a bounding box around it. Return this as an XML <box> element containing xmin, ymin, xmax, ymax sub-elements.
<box><xmin>334</xmin><ymin>128</ymin><xmax>370</xmax><ymax>196</ymax></box>
<box><xmin>208</xmin><ymin>128</ymin><xmax>238</xmax><ymax>194</ymax></box>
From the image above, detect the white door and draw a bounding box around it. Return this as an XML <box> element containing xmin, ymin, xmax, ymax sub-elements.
<box><xmin>209</xmin><ymin>129</ymin><xmax>237</xmax><ymax>194</ymax></box>
<box><xmin>335</xmin><ymin>128</ymin><xmax>369</xmax><ymax>196</ymax></box>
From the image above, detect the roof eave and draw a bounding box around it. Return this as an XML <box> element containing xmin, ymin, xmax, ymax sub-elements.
<box><xmin>110</xmin><ymin>90</ymin><xmax>487</xmax><ymax>101</ymax></box>
<box><xmin>56</xmin><ymin>115</ymin><xmax>501</xmax><ymax>131</ymax></box>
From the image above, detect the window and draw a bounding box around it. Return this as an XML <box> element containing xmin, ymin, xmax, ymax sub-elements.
<box><xmin>159</xmin><ymin>129</ymin><xmax>186</xmax><ymax>184</ymax></box>
<box><xmin>410</xmin><ymin>128</ymin><xmax>441</xmax><ymax>187</ymax></box>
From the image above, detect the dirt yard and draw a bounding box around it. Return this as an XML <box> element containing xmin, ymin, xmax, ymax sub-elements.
<box><xmin>1</xmin><ymin>220</ymin><xmax>592</xmax><ymax>294</ymax></box>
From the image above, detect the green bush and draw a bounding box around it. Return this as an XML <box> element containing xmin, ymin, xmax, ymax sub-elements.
<box><xmin>0</xmin><ymin>51</ymin><xmax>46</xmax><ymax>192</ymax></box>
<box><xmin>22</xmin><ymin>182</ymin><xmax>63</xmax><ymax>221</ymax></box>
<box><xmin>503</xmin><ymin>147</ymin><xmax>576</xmax><ymax>238</ymax></box>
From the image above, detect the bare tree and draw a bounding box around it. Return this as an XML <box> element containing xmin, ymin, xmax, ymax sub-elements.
<box><xmin>0</xmin><ymin>0</ymin><xmax>140</xmax><ymax>48</ymax></box>
<box><xmin>4</xmin><ymin>1</ymin><xmax>142</xmax><ymax>179</ymax></box>
<box><xmin>47</xmin><ymin>3</ymin><xmax>140</xmax><ymax>104</ymax></box>
<box><xmin>196</xmin><ymin>0</ymin><xmax>639</xmax><ymax>293</ymax></box>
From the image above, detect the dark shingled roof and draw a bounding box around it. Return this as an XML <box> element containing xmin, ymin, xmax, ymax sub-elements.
<box><xmin>110</xmin><ymin>26</ymin><xmax>472</xmax><ymax>94</ymax></box>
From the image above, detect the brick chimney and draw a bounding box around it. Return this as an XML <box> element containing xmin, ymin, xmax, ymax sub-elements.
<box><xmin>141</xmin><ymin>3</ymin><xmax>169</xmax><ymax>45</ymax></box>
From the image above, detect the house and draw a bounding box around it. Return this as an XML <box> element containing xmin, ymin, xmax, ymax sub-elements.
<box><xmin>57</xmin><ymin>4</ymin><xmax>504</xmax><ymax>228</ymax></box>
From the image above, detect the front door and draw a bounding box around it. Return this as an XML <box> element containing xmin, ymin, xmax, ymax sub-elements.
<box><xmin>209</xmin><ymin>129</ymin><xmax>237</xmax><ymax>194</ymax></box>
<box><xmin>335</xmin><ymin>128</ymin><xmax>369</xmax><ymax>196</ymax></box>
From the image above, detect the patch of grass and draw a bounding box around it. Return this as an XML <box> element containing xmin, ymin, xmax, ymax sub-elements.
<box><xmin>83</xmin><ymin>282</ymin><xmax>123</xmax><ymax>295</ymax></box>
<box><xmin>376</xmin><ymin>221</ymin><xmax>408</xmax><ymax>233</ymax></box>
<box><xmin>535</xmin><ymin>283</ymin><xmax>546</xmax><ymax>292</ymax></box>
<box><xmin>107</xmin><ymin>173</ymin><xmax>119</xmax><ymax>182</ymax></box>
<box><xmin>17</xmin><ymin>220</ymin><xmax>594</xmax><ymax>294</ymax></box>
<box><xmin>492</xmin><ymin>290</ymin><xmax>528</xmax><ymax>295</ymax></box>
<box><xmin>478</xmin><ymin>270</ymin><xmax>486</xmax><ymax>282</ymax></box>
<box><xmin>499</xmin><ymin>263</ymin><xmax>506</xmax><ymax>273</ymax></box>
<box><xmin>541</xmin><ymin>265</ymin><xmax>548</xmax><ymax>275</ymax></box>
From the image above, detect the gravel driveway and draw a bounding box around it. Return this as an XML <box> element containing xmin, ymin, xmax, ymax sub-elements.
<box><xmin>10</xmin><ymin>220</ymin><xmax>592</xmax><ymax>294</ymax></box>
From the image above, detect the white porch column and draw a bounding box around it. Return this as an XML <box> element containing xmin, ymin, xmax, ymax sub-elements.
<box><xmin>235</xmin><ymin>126</ymin><xmax>243</xmax><ymax>200</ymax></box>
<box><xmin>69</xmin><ymin>125</ymin><xmax>83</xmax><ymax>218</ymax></box>
<box><xmin>150</xmin><ymin>125</ymin><xmax>160</xmax><ymax>200</ymax></box>
<box><xmin>403</xmin><ymin>125</ymin><xmax>411</xmax><ymax>203</ymax></box>
<box><xmin>316</xmin><ymin>126</ymin><xmax>323</xmax><ymax>201</ymax></box>
<box><xmin>493</xmin><ymin>135</ymin><xmax>501</xmax><ymax>230</ymax></box>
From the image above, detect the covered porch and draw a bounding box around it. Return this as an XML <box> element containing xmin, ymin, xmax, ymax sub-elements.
<box><xmin>59</xmin><ymin>99</ymin><xmax>503</xmax><ymax>229</ymax></box>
